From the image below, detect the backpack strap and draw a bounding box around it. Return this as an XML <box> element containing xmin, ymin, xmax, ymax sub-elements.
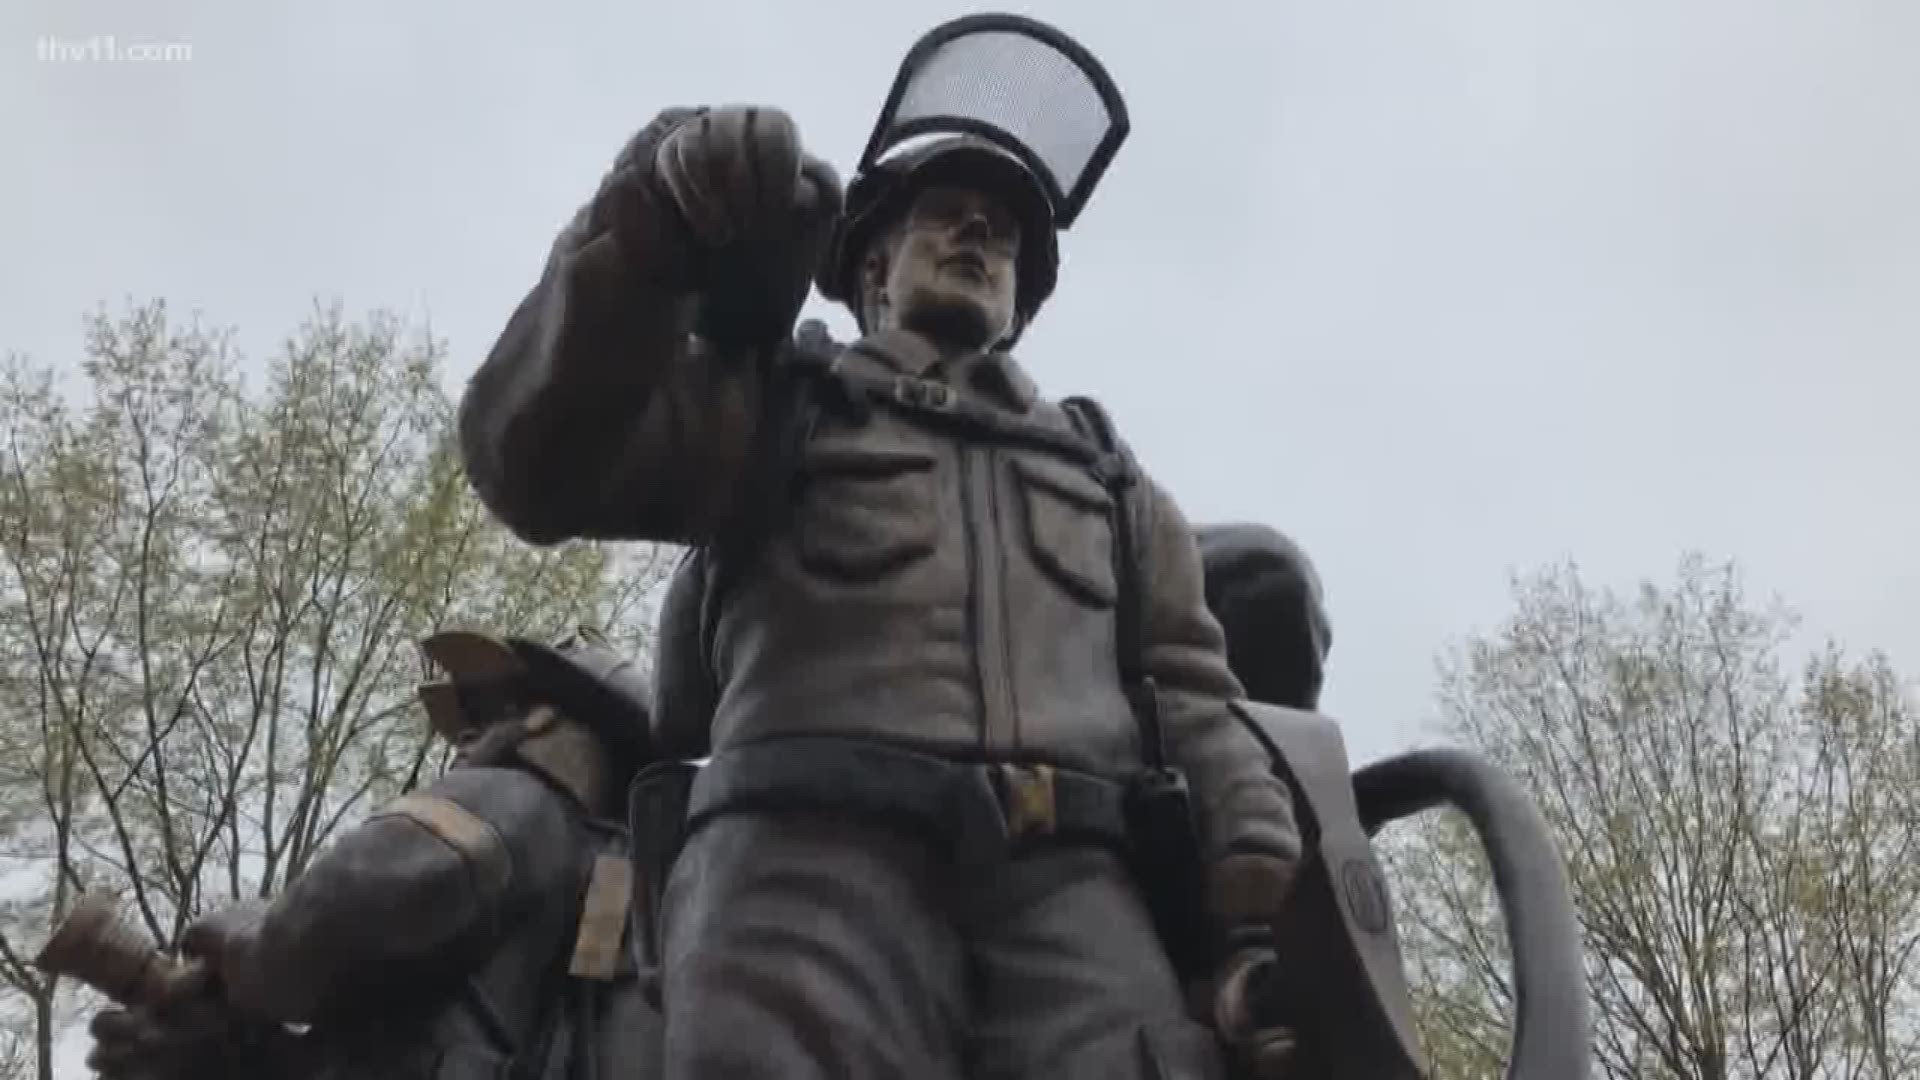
<box><xmin>559</xmin><ymin>823</ymin><xmax>636</xmax><ymax>1080</ymax></box>
<box><xmin>567</xmin><ymin>848</ymin><xmax>634</xmax><ymax>982</ymax></box>
<box><xmin>1058</xmin><ymin>395</ymin><xmax>1168</xmax><ymax>774</ymax></box>
<box><xmin>1061</xmin><ymin>397</ymin><xmax>1221</xmax><ymax>978</ymax></box>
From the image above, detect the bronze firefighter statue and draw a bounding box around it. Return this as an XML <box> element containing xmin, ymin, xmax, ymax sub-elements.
<box><xmin>460</xmin><ymin>13</ymin><xmax>1306</xmax><ymax>1079</ymax></box>
<box><xmin>458</xmin><ymin>12</ymin><xmax>1590</xmax><ymax>1080</ymax></box>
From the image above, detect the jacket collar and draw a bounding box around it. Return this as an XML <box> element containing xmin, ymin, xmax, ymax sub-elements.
<box><xmin>846</xmin><ymin>329</ymin><xmax>1038</xmax><ymax>413</ymax></box>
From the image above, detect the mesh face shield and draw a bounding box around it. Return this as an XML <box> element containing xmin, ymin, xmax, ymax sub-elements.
<box><xmin>857</xmin><ymin>14</ymin><xmax>1130</xmax><ymax>231</ymax></box>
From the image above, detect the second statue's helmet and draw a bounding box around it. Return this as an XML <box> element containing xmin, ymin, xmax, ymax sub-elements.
<box><xmin>818</xmin><ymin>13</ymin><xmax>1131</xmax><ymax>342</ymax></box>
<box><xmin>418</xmin><ymin>626</ymin><xmax>654</xmax><ymax>777</ymax></box>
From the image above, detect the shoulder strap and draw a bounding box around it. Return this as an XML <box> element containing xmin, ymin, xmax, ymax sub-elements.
<box><xmin>795</xmin><ymin>344</ymin><xmax>1106</xmax><ymax>469</ymax></box>
<box><xmin>1058</xmin><ymin>396</ymin><xmax>1168</xmax><ymax>774</ymax></box>
<box><xmin>558</xmin><ymin>823</ymin><xmax>637</xmax><ymax>1080</ymax></box>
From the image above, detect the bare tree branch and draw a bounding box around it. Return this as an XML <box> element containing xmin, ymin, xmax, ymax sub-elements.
<box><xmin>1394</xmin><ymin>557</ymin><xmax>1920</xmax><ymax>1079</ymax></box>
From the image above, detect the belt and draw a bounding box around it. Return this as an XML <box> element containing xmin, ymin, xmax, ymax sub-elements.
<box><xmin>685</xmin><ymin>736</ymin><xmax>1132</xmax><ymax>868</ymax></box>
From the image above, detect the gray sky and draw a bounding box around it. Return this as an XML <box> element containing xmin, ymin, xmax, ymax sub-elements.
<box><xmin>6</xmin><ymin>0</ymin><xmax>1919</xmax><ymax>774</ymax></box>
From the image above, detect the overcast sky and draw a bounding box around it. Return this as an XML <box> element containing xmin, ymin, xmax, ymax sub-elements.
<box><xmin>7</xmin><ymin>0</ymin><xmax>1918</xmax><ymax>777</ymax></box>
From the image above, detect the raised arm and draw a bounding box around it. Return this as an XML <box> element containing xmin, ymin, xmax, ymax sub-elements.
<box><xmin>459</xmin><ymin>106</ymin><xmax>841</xmax><ymax>546</ymax></box>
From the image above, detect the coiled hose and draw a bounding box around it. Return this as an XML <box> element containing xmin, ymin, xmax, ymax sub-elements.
<box><xmin>1351</xmin><ymin>749</ymin><xmax>1591</xmax><ymax>1080</ymax></box>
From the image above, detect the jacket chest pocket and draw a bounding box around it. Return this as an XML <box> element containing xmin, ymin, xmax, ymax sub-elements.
<box><xmin>791</xmin><ymin>445</ymin><xmax>940</xmax><ymax>582</ymax></box>
<box><xmin>1011</xmin><ymin>455</ymin><xmax>1119</xmax><ymax>609</ymax></box>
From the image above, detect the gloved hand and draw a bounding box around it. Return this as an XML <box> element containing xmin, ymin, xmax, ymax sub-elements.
<box><xmin>581</xmin><ymin>105</ymin><xmax>843</xmax><ymax>345</ymax></box>
<box><xmin>86</xmin><ymin>1006</ymin><xmax>220</xmax><ymax>1080</ymax></box>
<box><xmin>84</xmin><ymin>959</ymin><xmax>226</xmax><ymax>1080</ymax></box>
<box><xmin>1205</xmin><ymin>850</ymin><xmax>1302</xmax><ymax>1078</ymax></box>
<box><xmin>87</xmin><ymin>1004</ymin><xmax>303</xmax><ymax>1080</ymax></box>
<box><xmin>653</xmin><ymin>105</ymin><xmax>810</xmax><ymax>249</ymax></box>
<box><xmin>178</xmin><ymin>901</ymin><xmax>265</xmax><ymax>964</ymax></box>
<box><xmin>586</xmin><ymin>106</ymin><xmax>711</xmax><ymax>288</ymax></box>
<box><xmin>585</xmin><ymin>105</ymin><xmax>842</xmax><ymax>345</ymax></box>
<box><xmin>651</xmin><ymin>104</ymin><xmax>844</xmax><ymax>345</ymax></box>
<box><xmin>1211</xmin><ymin>946</ymin><xmax>1298</xmax><ymax>1079</ymax></box>
<box><xmin>176</xmin><ymin>900</ymin><xmax>274</xmax><ymax>1013</ymax></box>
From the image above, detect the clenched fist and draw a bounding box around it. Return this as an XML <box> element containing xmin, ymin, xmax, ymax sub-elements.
<box><xmin>653</xmin><ymin>105</ymin><xmax>842</xmax><ymax>345</ymax></box>
<box><xmin>84</xmin><ymin>960</ymin><xmax>253</xmax><ymax>1080</ymax></box>
<box><xmin>654</xmin><ymin>105</ymin><xmax>810</xmax><ymax>248</ymax></box>
<box><xmin>87</xmin><ymin>1005</ymin><xmax>304</xmax><ymax>1080</ymax></box>
<box><xmin>587</xmin><ymin>104</ymin><xmax>842</xmax><ymax>346</ymax></box>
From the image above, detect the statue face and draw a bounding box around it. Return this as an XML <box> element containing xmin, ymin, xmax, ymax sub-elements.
<box><xmin>869</xmin><ymin>183</ymin><xmax>1021</xmax><ymax>349</ymax></box>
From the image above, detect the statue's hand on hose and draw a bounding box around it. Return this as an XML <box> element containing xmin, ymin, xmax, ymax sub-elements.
<box><xmin>84</xmin><ymin>960</ymin><xmax>227</xmax><ymax>1080</ymax></box>
<box><xmin>1212</xmin><ymin>945</ymin><xmax>1298</xmax><ymax>1080</ymax></box>
<box><xmin>86</xmin><ymin>953</ymin><xmax>304</xmax><ymax>1080</ymax></box>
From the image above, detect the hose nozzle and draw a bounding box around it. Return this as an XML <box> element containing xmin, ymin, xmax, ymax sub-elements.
<box><xmin>34</xmin><ymin>893</ymin><xmax>184</xmax><ymax>1008</ymax></box>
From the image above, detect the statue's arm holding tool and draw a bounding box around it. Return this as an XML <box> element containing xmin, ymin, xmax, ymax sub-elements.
<box><xmin>458</xmin><ymin>105</ymin><xmax>841</xmax><ymax>547</ymax></box>
<box><xmin>170</xmin><ymin>767</ymin><xmax>576</xmax><ymax>1026</ymax></box>
<box><xmin>70</xmin><ymin>766</ymin><xmax>577</xmax><ymax>1079</ymax></box>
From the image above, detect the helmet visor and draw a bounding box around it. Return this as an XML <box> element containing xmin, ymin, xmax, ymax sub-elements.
<box><xmin>859</xmin><ymin>14</ymin><xmax>1129</xmax><ymax>230</ymax></box>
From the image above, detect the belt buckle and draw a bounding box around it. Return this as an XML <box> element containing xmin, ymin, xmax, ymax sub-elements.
<box><xmin>952</xmin><ymin>762</ymin><xmax>1060</xmax><ymax>869</ymax></box>
<box><xmin>996</xmin><ymin>763</ymin><xmax>1058</xmax><ymax>844</ymax></box>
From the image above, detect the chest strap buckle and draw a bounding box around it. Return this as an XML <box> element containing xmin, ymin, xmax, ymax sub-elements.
<box><xmin>891</xmin><ymin>375</ymin><xmax>956</xmax><ymax>413</ymax></box>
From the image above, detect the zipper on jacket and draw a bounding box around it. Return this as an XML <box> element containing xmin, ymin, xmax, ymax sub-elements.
<box><xmin>967</xmin><ymin>446</ymin><xmax>1015</xmax><ymax>749</ymax></box>
<box><xmin>984</xmin><ymin>447</ymin><xmax>1020</xmax><ymax>746</ymax></box>
<box><xmin>959</xmin><ymin>445</ymin><xmax>989</xmax><ymax>747</ymax></box>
